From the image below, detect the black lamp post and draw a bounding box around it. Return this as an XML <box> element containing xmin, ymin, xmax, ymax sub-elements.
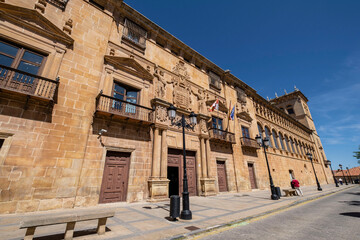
<box><xmin>346</xmin><ymin>167</ymin><xmax>353</xmax><ymax>184</ymax></box>
<box><xmin>327</xmin><ymin>160</ymin><xmax>339</xmax><ymax>187</ymax></box>
<box><xmin>306</xmin><ymin>153</ymin><xmax>322</xmax><ymax>191</ymax></box>
<box><xmin>255</xmin><ymin>135</ymin><xmax>279</xmax><ymax>200</ymax></box>
<box><xmin>339</xmin><ymin>164</ymin><xmax>348</xmax><ymax>185</ymax></box>
<box><xmin>167</xmin><ymin>104</ymin><xmax>197</xmax><ymax>220</ymax></box>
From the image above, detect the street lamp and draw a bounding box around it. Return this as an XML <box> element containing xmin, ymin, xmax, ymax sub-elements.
<box><xmin>255</xmin><ymin>135</ymin><xmax>279</xmax><ymax>200</ymax></box>
<box><xmin>327</xmin><ymin>160</ymin><xmax>339</xmax><ymax>187</ymax></box>
<box><xmin>306</xmin><ymin>153</ymin><xmax>322</xmax><ymax>191</ymax></box>
<box><xmin>346</xmin><ymin>167</ymin><xmax>353</xmax><ymax>184</ymax></box>
<box><xmin>339</xmin><ymin>164</ymin><xmax>348</xmax><ymax>185</ymax></box>
<box><xmin>167</xmin><ymin>104</ymin><xmax>197</xmax><ymax>220</ymax></box>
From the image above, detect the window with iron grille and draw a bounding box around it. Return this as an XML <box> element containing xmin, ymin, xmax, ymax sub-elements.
<box><xmin>123</xmin><ymin>19</ymin><xmax>147</xmax><ymax>49</ymax></box>
<box><xmin>209</xmin><ymin>71</ymin><xmax>221</xmax><ymax>90</ymax></box>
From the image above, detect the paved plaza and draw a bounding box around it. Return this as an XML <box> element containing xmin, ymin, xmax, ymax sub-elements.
<box><xmin>0</xmin><ymin>184</ymin><xmax>356</xmax><ymax>240</ymax></box>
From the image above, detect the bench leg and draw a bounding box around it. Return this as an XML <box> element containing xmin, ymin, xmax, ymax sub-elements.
<box><xmin>97</xmin><ymin>217</ymin><xmax>107</xmax><ymax>235</ymax></box>
<box><xmin>24</xmin><ymin>227</ymin><xmax>36</xmax><ymax>240</ymax></box>
<box><xmin>64</xmin><ymin>221</ymin><xmax>76</xmax><ymax>240</ymax></box>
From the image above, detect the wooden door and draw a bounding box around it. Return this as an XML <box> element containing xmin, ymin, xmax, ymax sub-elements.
<box><xmin>99</xmin><ymin>151</ymin><xmax>130</xmax><ymax>203</ymax></box>
<box><xmin>168</xmin><ymin>149</ymin><xmax>197</xmax><ymax>197</ymax></box>
<box><xmin>217</xmin><ymin>161</ymin><xmax>228</xmax><ymax>192</ymax></box>
<box><xmin>248</xmin><ymin>163</ymin><xmax>257</xmax><ymax>189</ymax></box>
<box><xmin>186</xmin><ymin>154</ymin><xmax>197</xmax><ymax>196</ymax></box>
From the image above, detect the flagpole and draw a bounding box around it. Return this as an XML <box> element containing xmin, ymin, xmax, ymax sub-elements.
<box><xmin>226</xmin><ymin>101</ymin><xmax>231</xmax><ymax>132</ymax></box>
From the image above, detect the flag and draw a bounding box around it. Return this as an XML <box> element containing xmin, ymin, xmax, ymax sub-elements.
<box><xmin>229</xmin><ymin>106</ymin><xmax>235</xmax><ymax>120</ymax></box>
<box><xmin>209</xmin><ymin>99</ymin><xmax>219</xmax><ymax>112</ymax></box>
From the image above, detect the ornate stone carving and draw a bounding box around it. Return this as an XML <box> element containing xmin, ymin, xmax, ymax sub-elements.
<box><xmin>154</xmin><ymin>67</ymin><xmax>166</xmax><ymax>99</ymax></box>
<box><xmin>34</xmin><ymin>0</ymin><xmax>47</xmax><ymax>14</ymax></box>
<box><xmin>63</xmin><ymin>18</ymin><xmax>73</xmax><ymax>35</ymax></box>
<box><xmin>155</xmin><ymin>105</ymin><xmax>167</xmax><ymax>122</ymax></box>
<box><xmin>200</xmin><ymin>119</ymin><xmax>208</xmax><ymax>134</ymax></box>
<box><xmin>171</xmin><ymin>61</ymin><xmax>192</xmax><ymax>110</ymax></box>
<box><xmin>236</xmin><ymin>87</ymin><xmax>247</xmax><ymax>103</ymax></box>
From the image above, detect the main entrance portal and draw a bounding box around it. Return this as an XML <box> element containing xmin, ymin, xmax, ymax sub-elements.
<box><xmin>167</xmin><ymin>149</ymin><xmax>197</xmax><ymax>197</ymax></box>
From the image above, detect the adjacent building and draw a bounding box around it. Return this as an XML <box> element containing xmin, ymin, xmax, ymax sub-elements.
<box><xmin>0</xmin><ymin>0</ymin><xmax>333</xmax><ymax>214</ymax></box>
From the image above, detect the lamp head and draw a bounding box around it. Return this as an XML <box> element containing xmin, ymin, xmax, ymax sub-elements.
<box><xmin>189</xmin><ymin>111</ymin><xmax>197</xmax><ymax>126</ymax></box>
<box><xmin>263</xmin><ymin>137</ymin><xmax>270</xmax><ymax>147</ymax></box>
<box><xmin>167</xmin><ymin>104</ymin><xmax>177</xmax><ymax>120</ymax></box>
<box><xmin>306</xmin><ymin>152</ymin><xmax>312</xmax><ymax>160</ymax></box>
<box><xmin>255</xmin><ymin>135</ymin><xmax>262</xmax><ymax>145</ymax></box>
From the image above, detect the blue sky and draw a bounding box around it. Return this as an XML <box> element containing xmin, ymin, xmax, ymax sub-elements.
<box><xmin>126</xmin><ymin>0</ymin><xmax>360</xmax><ymax>168</ymax></box>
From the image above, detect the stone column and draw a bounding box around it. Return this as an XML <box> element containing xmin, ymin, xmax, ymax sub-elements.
<box><xmin>151</xmin><ymin>127</ymin><xmax>161</xmax><ymax>178</ymax></box>
<box><xmin>160</xmin><ymin>129</ymin><xmax>167</xmax><ymax>179</ymax></box>
<box><xmin>205</xmin><ymin>139</ymin><xmax>211</xmax><ymax>177</ymax></box>
<box><xmin>200</xmin><ymin>138</ymin><xmax>207</xmax><ymax>178</ymax></box>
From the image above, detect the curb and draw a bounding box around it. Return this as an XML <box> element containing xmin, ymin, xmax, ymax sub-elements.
<box><xmin>169</xmin><ymin>185</ymin><xmax>357</xmax><ymax>240</ymax></box>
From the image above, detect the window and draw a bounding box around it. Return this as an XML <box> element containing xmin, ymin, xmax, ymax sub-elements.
<box><xmin>241</xmin><ymin>126</ymin><xmax>250</xmax><ymax>138</ymax></box>
<box><xmin>112</xmin><ymin>82</ymin><xmax>139</xmax><ymax>114</ymax></box>
<box><xmin>294</xmin><ymin>140</ymin><xmax>300</xmax><ymax>154</ymax></box>
<box><xmin>89</xmin><ymin>0</ymin><xmax>105</xmax><ymax>10</ymax></box>
<box><xmin>123</xmin><ymin>19</ymin><xmax>147</xmax><ymax>49</ymax></box>
<box><xmin>0</xmin><ymin>40</ymin><xmax>45</xmax><ymax>75</ymax></box>
<box><xmin>209</xmin><ymin>71</ymin><xmax>221</xmax><ymax>90</ymax></box>
<box><xmin>279</xmin><ymin>133</ymin><xmax>285</xmax><ymax>150</ymax></box>
<box><xmin>0</xmin><ymin>139</ymin><xmax>4</xmax><ymax>149</ymax></box>
<box><xmin>264</xmin><ymin>127</ymin><xmax>272</xmax><ymax>148</ymax></box>
<box><xmin>0</xmin><ymin>40</ymin><xmax>46</xmax><ymax>86</ymax></box>
<box><xmin>257</xmin><ymin>124</ymin><xmax>263</xmax><ymax>137</ymax></box>
<box><xmin>290</xmin><ymin>138</ymin><xmax>295</xmax><ymax>153</ymax></box>
<box><xmin>284</xmin><ymin>136</ymin><xmax>291</xmax><ymax>152</ymax></box>
<box><xmin>287</xmin><ymin>105</ymin><xmax>295</xmax><ymax>114</ymax></box>
<box><xmin>212</xmin><ymin>117</ymin><xmax>223</xmax><ymax>131</ymax></box>
<box><xmin>272</xmin><ymin>130</ymin><xmax>279</xmax><ymax>149</ymax></box>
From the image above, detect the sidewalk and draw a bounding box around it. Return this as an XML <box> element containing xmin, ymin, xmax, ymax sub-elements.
<box><xmin>0</xmin><ymin>184</ymin><xmax>356</xmax><ymax>240</ymax></box>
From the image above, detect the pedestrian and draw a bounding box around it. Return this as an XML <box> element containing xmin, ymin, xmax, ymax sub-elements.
<box><xmin>339</xmin><ymin>178</ymin><xmax>343</xmax><ymax>185</ymax></box>
<box><xmin>291</xmin><ymin>178</ymin><xmax>303</xmax><ymax>196</ymax></box>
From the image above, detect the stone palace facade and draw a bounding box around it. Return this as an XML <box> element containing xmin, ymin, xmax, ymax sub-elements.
<box><xmin>0</xmin><ymin>0</ymin><xmax>333</xmax><ymax>213</ymax></box>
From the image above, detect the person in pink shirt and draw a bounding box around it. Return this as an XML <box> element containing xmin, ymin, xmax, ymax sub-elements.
<box><xmin>291</xmin><ymin>179</ymin><xmax>303</xmax><ymax>196</ymax></box>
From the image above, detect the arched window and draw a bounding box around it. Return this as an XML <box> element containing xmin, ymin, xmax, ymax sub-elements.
<box><xmin>290</xmin><ymin>138</ymin><xmax>295</xmax><ymax>153</ymax></box>
<box><xmin>279</xmin><ymin>133</ymin><xmax>285</xmax><ymax>150</ymax></box>
<box><xmin>272</xmin><ymin>130</ymin><xmax>279</xmax><ymax>149</ymax></box>
<box><xmin>257</xmin><ymin>123</ymin><xmax>263</xmax><ymax>137</ymax></box>
<box><xmin>264</xmin><ymin>127</ymin><xmax>272</xmax><ymax>147</ymax></box>
<box><xmin>284</xmin><ymin>135</ymin><xmax>291</xmax><ymax>152</ymax></box>
<box><xmin>294</xmin><ymin>140</ymin><xmax>300</xmax><ymax>154</ymax></box>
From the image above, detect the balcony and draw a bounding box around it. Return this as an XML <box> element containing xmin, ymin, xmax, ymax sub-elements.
<box><xmin>46</xmin><ymin>0</ymin><xmax>69</xmax><ymax>11</ymax></box>
<box><xmin>96</xmin><ymin>93</ymin><xmax>154</xmax><ymax>124</ymax></box>
<box><xmin>0</xmin><ymin>64</ymin><xmax>59</xmax><ymax>101</ymax></box>
<box><xmin>240</xmin><ymin>137</ymin><xmax>260</xmax><ymax>149</ymax></box>
<box><xmin>209</xmin><ymin>128</ymin><xmax>236</xmax><ymax>144</ymax></box>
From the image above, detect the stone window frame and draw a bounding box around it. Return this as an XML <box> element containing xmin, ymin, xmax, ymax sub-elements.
<box><xmin>122</xmin><ymin>18</ymin><xmax>147</xmax><ymax>50</ymax></box>
<box><xmin>208</xmin><ymin>71</ymin><xmax>221</xmax><ymax>91</ymax></box>
<box><xmin>0</xmin><ymin>133</ymin><xmax>13</xmax><ymax>165</ymax></box>
<box><xmin>271</xmin><ymin>129</ymin><xmax>280</xmax><ymax>149</ymax></box>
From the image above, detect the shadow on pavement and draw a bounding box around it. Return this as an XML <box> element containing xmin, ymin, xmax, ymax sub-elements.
<box><xmin>346</xmin><ymin>191</ymin><xmax>360</xmax><ymax>196</ymax></box>
<box><xmin>33</xmin><ymin>227</ymin><xmax>111</xmax><ymax>240</ymax></box>
<box><xmin>339</xmin><ymin>212</ymin><xmax>360</xmax><ymax>218</ymax></box>
<box><xmin>339</xmin><ymin>201</ymin><xmax>360</xmax><ymax>206</ymax></box>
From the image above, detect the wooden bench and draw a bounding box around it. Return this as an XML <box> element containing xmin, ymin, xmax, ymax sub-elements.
<box><xmin>19</xmin><ymin>208</ymin><xmax>115</xmax><ymax>240</ymax></box>
<box><xmin>283</xmin><ymin>189</ymin><xmax>298</xmax><ymax>197</ymax></box>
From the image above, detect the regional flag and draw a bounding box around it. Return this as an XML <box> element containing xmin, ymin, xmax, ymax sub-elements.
<box><xmin>229</xmin><ymin>106</ymin><xmax>235</xmax><ymax>120</ymax></box>
<box><xmin>209</xmin><ymin>99</ymin><xmax>219</xmax><ymax>112</ymax></box>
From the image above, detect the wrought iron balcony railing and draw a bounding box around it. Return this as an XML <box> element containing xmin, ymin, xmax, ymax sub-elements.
<box><xmin>0</xmin><ymin>64</ymin><xmax>59</xmax><ymax>101</ymax></box>
<box><xmin>209</xmin><ymin>128</ymin><xmax>236</xmax><ymax>144</ymax></box>
<box><xmin>96</xmin><ymin>93</ymin><xmax>154</xmax><ymax>123</ymax></box>
<box><xmin>46</xmin><ymin>0</ymin><xmax>69</xmax><ymax>11</ymax></box>
<box><xmin>240</xmin><ymin>137</ymin><xmax>260</xmax><ymax>149</ymax></box>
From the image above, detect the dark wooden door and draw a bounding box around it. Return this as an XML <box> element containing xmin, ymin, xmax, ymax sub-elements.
<box><xmin>248</xmin><ymin>163</ymin><xmax>257</xmax><ymax>189</ymax></box>
<box><xmin>168</xmin><ymin>149</ymin><xmax>197</xmax><ymax>197</ymax></box>
<box><xmin>217</xmin><ymin>161</ymin><xmax>228</xmax><ymax>192</ymax></box>
<box><xmin>99</xmin><ymin>151</ymin><xmax>130</xmax><ymax>203</ymax></box>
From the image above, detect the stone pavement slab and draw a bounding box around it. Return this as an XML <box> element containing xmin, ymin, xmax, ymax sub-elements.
<box><xmin>0</xmin><ymin>184</ymin><xmax>356</xmax><ymax>240</ymax></box>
